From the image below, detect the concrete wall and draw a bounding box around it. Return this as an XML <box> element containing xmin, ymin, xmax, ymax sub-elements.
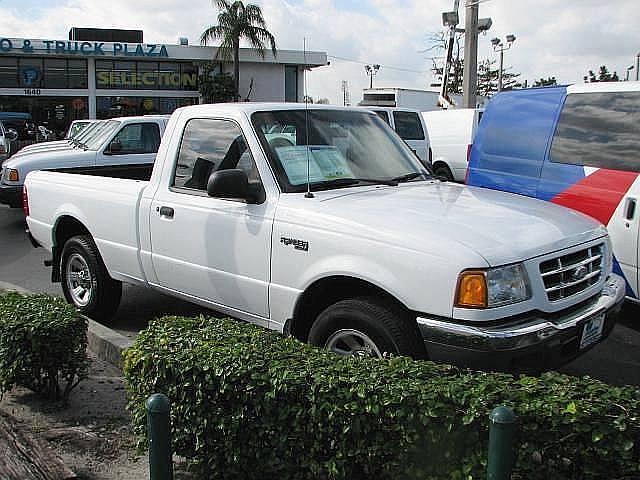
<box><xmin>224</xmin><ymin>62</ymin><xmax>288</xmax><ymax>102</ymax></box>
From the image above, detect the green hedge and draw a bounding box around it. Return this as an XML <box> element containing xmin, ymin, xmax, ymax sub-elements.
<box><xmin>124</xmin><ymin>316</ymin><xmax>640</xmax><ymax>479</ymax></box>
<box><xmin>0</xmin><ymin>292</ymin><xmax>88</xmax><ymax>401</ymax></box>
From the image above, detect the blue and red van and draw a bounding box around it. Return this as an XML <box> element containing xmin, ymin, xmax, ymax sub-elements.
<box><xmin>467</xmin><ymin>82</ymin><xmax>640</xmax><ymax>301</ymax></box>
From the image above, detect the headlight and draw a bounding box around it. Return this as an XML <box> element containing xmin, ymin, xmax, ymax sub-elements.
<box><xmin>5</xmin><ymin>168</ymin><xmax>19</xmax><ymax>182</ymax></box>
<box><xmin>456</xmin><ymin>263</ymin><xmax>531</xmax><ymax>309</ymax></box>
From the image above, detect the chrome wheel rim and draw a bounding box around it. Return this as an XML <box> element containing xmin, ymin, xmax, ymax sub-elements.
<box><xmin>325</xmin><ymin>329</ymin><xmax>383</xmax><ymax>358</ymax></box>
<box><xmin>65</xmin><ymin>253</ymin><xmax>93</xmax><ymax>307</ymax></box>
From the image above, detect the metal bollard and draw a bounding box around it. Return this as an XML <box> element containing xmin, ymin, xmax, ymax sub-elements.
<box><xmin>487</xmin><ymin>406</ymin><xmax>517</xmax><ymax>480</ymax></box>
<box><xmin>146</xmin><ymin>393</ymin><xmax>173</xmax><ymax>480</ymax></box>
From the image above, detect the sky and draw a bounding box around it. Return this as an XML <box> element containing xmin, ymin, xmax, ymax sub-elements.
<box><xmin>0</xmin><ymin>0</ymin><xmax>639</xmax><ymax>104</ymax></box>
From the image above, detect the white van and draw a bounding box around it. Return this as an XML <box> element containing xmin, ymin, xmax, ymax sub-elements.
<box><xmin>362</xmin><ymin>107</ymin><xmax>431</xmax><ymax>164</ymax></box>
<box><xmin>422</xmin><ymin>108</ymin><xmax>483</xmax><ymax>182</ymax></box>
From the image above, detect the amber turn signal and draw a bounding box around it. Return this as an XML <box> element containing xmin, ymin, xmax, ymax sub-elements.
<box><xmin>6</xmin><ymin>169</ymin><xmax>19</xmax><ymax>182</ymax></box>
<box><xmin>455</xmin><ymin>271</ymin><xmax>488</xmax><ymax>308</ymax></box>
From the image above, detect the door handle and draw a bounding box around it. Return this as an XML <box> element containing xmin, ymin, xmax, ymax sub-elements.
<box><xmin>624</xmin><ymin>198</ymin><xmax>636</xmax><ymax>221</ymax></box>
<box><xmin>159</xmin><ymin>206</ymin><xmax>174</xmax><ymax>219</ymax></box>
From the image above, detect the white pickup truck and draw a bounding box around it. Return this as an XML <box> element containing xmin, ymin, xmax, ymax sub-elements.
<box><xmin>25</xmin><ymin>103</ymin><xmax>625</xmax><ymax>372</ymax></box>
<box><xmin>0</xmin><ymin>115</ymin><xmax>167</xmax><ymax>208</ymax></box>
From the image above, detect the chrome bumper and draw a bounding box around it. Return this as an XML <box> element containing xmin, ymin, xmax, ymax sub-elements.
<box><xmin>417</xmin><ymin>274</ymin><xmax>625</xmax><ymax>353</ymax></box>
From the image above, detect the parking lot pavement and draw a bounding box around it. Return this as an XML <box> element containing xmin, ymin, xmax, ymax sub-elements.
<box><xmin>2</xmin><ymin>204</ymin><xmax>639</xmax><ymax>385</ymax></box>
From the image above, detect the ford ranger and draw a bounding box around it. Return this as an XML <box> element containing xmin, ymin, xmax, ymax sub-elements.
<box><xmin>24</xmin><ymin>103</ymin><xmax>625</xmax><ymax>372</ymax></box>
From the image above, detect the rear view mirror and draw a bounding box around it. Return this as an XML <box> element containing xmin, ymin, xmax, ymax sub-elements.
<box><xmin>207</xmin><ymin>169</ymin><xmax>250</xmax><ymax>201</ymax></box>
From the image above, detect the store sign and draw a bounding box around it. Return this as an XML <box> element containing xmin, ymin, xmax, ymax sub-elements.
<box><xmin>0</xmin><ymin>38</ymin><xmax>170</xmax><ymax>57</ymax></box>
<box><xmin>96</xmin><ymin>71</ymin><xmax>197</xmax><ymax>89</ymax></box>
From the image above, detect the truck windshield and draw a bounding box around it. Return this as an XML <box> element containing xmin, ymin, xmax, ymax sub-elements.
<box><xmin>83</xmin><ymin>121</ymin><xmax>120</xmax><ymax>150</ymax></box>
<box><xmin>252</xmin><ymin>109</ymin><xmax>431</xmax><ymax>193</ymax></box>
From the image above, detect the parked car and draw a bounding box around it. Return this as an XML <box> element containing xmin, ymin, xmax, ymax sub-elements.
<box><xmin>24</xmin><ymin>103</ymin><xmax>624</xmax><ymax>372</ymax></box>
<box><xmin>13</xmin><ymin>120</ymin><xmax>100</xmax><ymax>157</ymax></box>
<box><xmin>0</xmin><ymin>112</ymin><xmax>37</xmax><ymax>154</ymax></box>
<box><xmin>362</xmin><ymin>106</ymin><xmax>431</xmax><ymax>164</ymax></box>
<box><xmin>0</xmin><ymin>115</ymin><xmax>168</xmax><ymax>208</ymax></box>
<box><xmin>422</xmin><ymin>108</ymin><xmax>483</xmax><ymax>182</ymax></box>
<box><xmin>466</xmin><ymin>82</ymin><xmax>640</xmax><ymax>302</ymax></box>
<box><xmin>0</xmin><ymin>120</ymin><xmax>18</xmax><ymax>164</ymax></box>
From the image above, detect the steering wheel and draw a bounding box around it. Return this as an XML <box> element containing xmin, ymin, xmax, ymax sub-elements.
<box><xmin>269</xmin><ymin>137</ymin><xmax>294</xmax><ymax>149</ymax></box>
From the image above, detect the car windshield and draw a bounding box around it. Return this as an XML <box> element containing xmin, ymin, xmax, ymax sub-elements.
<box><xmin>252</xmin><ymin>109</ymin><xmax>431</xmax><ymax>193</ymax></box>
<box><xmin>83</xmin><ymin>120</ymin><xmax>120</xmax><ymax>150</ymax></box>
<box><xmin>67</xmin><ymin>121</ymin><xmax>92</xmax><ymax>139</ymax></box>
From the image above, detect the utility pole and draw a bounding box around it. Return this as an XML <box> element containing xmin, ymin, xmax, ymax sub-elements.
<box><xmin>462</xmin><ymin>0</ymin><xmax>479</xmax><ymax>108</ymax></box>
<box><xmin>636</xmin><ymin>52</ymin><xmax>639</xmax><ymax>81</ymax></box>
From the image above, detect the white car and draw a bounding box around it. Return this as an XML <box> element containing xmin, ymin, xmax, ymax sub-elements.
<box><xmin>25</xmin><ymin>103</ymin><xmax>624</xmax><ymax>372</ymax></box>
<box><xmin>362</xmin><ymin>106</ymin><xmax>431</xmax><ymax>164</ymax></box>
<box><xmin>422</xmin><ymin>108</ymin><xmax>483</xmax><ymax>182</ymax></box>
<box><xmin>0</xmin><ymin>116</ymin><xmax>168</xmax><ymax>208</ymax></box>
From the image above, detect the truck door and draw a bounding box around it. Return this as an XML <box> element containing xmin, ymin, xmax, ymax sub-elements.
<box><xmin>98</xmin><ymin>122</ymin><xmax>161</xmax><ymax>167</ymax></box>
<box><xmin>148</xmin><ymin>118</ymin><xmax>273</xmax><ymax>321</ymax></box>
<box><xmin>541</xmin><ymin>91</ymin><xmax>640</xmax><ymax>298</ymax></box>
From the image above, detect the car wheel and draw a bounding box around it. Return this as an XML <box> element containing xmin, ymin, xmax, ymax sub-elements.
<box><xmin>433</xmin><ymin>163</ymin><xmax>454</xmax><ymax>182</ymax></box>
<box><xmin>308</xmin><ymin>297</ymin><xmax>426</xmax><ymax>359</ymax></box>
<box><xmin>61</xmin><ymin>235</ymin><xmax>122</xmax><ymax>321</ymax></box>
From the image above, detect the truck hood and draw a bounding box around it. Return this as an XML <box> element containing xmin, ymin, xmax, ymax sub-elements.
<box><xmin>13</xmin><ymin>141</ymin><xmax>73</xmax><ymax>157</ymax></box>
<box><xmin>4</xmin><ymin>148</ymin><xmax>95</xmax><ymax>183</ymax></box>
<box><xmin>278</xmin><ymin>181</ymin><xmax>606</xmax><ymax>266</ymax></box>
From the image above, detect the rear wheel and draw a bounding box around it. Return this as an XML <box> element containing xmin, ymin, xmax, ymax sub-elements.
<box><xmin>61</xmin><ymin>235</ymin><xmax>122</xmax><ymax>321</ymax></box>
<box><xmin>308</xmin><ymin>297</ymin><xmax>426</xmax><ymax>359</ymax></box>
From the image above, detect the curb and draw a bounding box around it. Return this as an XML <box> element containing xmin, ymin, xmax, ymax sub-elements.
<box><xmin>84</xmin><ymin>316</ymin><xmax>133</xmax><ymax>370</ymax></box>
<box><xmin>0</xmin><ymin>282</ymin><xmax>132</xmax><ymax>370</ymax></box>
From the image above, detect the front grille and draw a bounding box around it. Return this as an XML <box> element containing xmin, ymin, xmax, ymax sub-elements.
<box><xmin>539</xmin><ymin>244</ymin><xmax>604</xmax><ymax>302</ymax></box>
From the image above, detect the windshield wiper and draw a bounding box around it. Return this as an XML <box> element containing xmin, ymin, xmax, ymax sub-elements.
<box><xmin>391</xmin><ymin>172</ymin><xmax>431</xmax><ymax>183</ymax></box>
<box><xmin>311</xmin><ymin>177</ymin><xmax>399</xmax><ymax>190</ymax></box>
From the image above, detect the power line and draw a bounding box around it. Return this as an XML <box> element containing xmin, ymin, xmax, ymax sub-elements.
<box><xmin>328</xmin><ymin>55</ymin><xmax>430</xmax><ymax>74</ymax></box>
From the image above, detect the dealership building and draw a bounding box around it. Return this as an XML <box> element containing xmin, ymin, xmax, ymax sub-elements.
<box><xmin>0</xmin><ymin>28</ymin><xmax>327</xmax><ymax>136</ymax></box>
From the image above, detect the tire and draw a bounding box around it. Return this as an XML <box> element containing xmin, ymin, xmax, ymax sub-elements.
<box><xmin>433</xmin><ymin>163</ymin><xmax>454</xmax><ymax>182</ymax></box>
<box><xmin>60</xmin><ymin>235</ymin><xmax>122</xmax><ymax>321</ymax></box>
<box><xmin>308</xmin><ymin>297</ymin><xmax>426</xmax><ymax>359</ymax></box>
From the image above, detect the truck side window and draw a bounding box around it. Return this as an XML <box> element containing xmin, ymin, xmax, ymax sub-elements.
<box><xmin>173</xmin><ymin>118</ymin><xmax>261</xmax><ymax>192</ymax></box>
<box><xmin>549</xmin><ymin>92</ymin><xmax>640</xmax><ymax>173</ymax></box>
<box><xmin>392</xmin><ymin>111</ymin><xmax>425</xmax><ymax>140</ymax></box>
<box><xmin>110</xmin><ymin>123</ymin><xmax>161</xmax><ymax>154</ymax></box>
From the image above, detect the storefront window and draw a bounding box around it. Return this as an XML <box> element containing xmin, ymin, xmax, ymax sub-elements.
<box><xmin>0</xmin><ymin>57</ymin><xmax>18</xmax><ymax>88</ymax></box>
<box><xmin>19</xmin><ymin>58</ymin><xmax>44</xmax><ymax>88</ymax></box>
<box><xmin>96</xmin><ymin>61</ymin><xmax>198</xmax><ymax>91</ymax></box>
<box><xmin>44</xmin><ymin>59</ymin><xmax>66</xmax><ymax>89</ymax></box>
<box><xmin>97</xmin><ymin>96</ymin><xmax>198</xmax><ymax>118</ymax></box>
<box><xmin>68</xmin><ymin>59</ymin><xmax>88</xmax><ymax>89</ymax></box>
<box><xmin>285</xmin><ymin>65</ymin><xmax>298</xmax><ymax>102</ymax></box>
<box><xmin>0</xmin><ymin>96</ymin><xmax>88</xmax><ymax>138</ymax></box>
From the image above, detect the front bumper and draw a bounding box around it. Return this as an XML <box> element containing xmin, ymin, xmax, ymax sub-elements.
<box><xmin>417</xmin><ymin>274</ymin><xmax>626</xmax><ymax>373</ymax></box>
<box><xmin>0</xmin><ymin>183</ymin><xmax>21</xmax><ymax>208</ymax></box>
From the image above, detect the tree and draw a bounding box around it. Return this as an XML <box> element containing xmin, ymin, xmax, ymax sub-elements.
<box><xmin>476</xmin><ymin>59</ymin><xmax>522</xmax><ymax>96</ymax></box>
<box><xmin>198</xmin><ymin>64</ymin><xmax>237</xmax><ymax>103</ymax></box>
<box><xmin>585</xmin><ymin>65</ymin><xmax>619</xmax><ymax>83</ymax></box>
<box><xmin>534</xmin><ymin>76</ymin><xmax>557</xmax><ymax>87</ymax></box>
<box><xmin>426</xmin><ymin>30</ymin><xmax>465</xmax><ymax>96</ymax></box>
<box><xmin>200</xmin><ymin>0</ymin><xmax>277</xmax><ymax>101</ymax></box>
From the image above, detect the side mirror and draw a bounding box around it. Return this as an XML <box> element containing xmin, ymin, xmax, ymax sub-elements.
<box><xmin>207</xmin><ymin>169</ymin><xmax>250</xmax><ymax>201</ymax></box>
<box><xmin>108</xmin><ymin>140</ymin><xmax>122</xmax><ymax>154</ymax></box>
<box><xmin>6</xmin><ymin>129</ymin><xmax>18</xmax><ymax>141</ymax></box>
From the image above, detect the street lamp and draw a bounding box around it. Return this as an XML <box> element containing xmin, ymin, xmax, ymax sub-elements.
<box><xmin>365</xmin><ymin>64</ymin><xmax>380</xmax><ymax>89</ymax></box>
<box><xmin>491</xmin><ymin>34</ymin><xmax>516</xmax><ymax>92</ymax></box>
<box><xmin>625</xmin><ymin>65</ymin><xmax>635</xmax><ymax>81</ymax></box>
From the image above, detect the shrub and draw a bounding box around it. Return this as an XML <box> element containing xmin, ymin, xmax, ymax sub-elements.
<box><xmin>124</xmin><ymin>316</ymin><xmax>640</xmax><ymax>479</ymax></box>
<box><xmin>0</xmin><ymin>292</ymin><xmax>88</xmax><ymax>401</ymax></box>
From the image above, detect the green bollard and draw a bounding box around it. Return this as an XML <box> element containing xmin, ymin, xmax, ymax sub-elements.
<box><xmin>487</xmin><ymin>406</ymin><xmax>517</xmax><ymax>480</ymax></box>
<box><xmin>146</xmin><ymin>393</ymin><xmax>173</xmax><ymax>480</ymax></box>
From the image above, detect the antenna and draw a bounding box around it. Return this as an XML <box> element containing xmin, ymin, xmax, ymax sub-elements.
<box><xmin>303</xmin><ymin>37</ymin><xmax>314</xmax><ymax>198</ymax></box>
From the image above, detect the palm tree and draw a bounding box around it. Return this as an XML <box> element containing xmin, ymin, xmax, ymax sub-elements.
<box><xmin>200</xmin><ymin>0</ymin><xmax>277</xmax><ymax>101</ymax></box>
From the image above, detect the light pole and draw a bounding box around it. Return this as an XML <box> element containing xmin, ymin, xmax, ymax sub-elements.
<box><xmin>365</xmin><ymin>64</ymin><xmax>380</xmax><ymax>89</ymax></box>
<box><xmin>636</xmin><ymin>53</ymin><xmax>639</xmax><ymax>81</ymax></box>
<box><xmin>491</xmin><ymin>34</ymin><xmax>516</xmax><ymax>92</ymax></box>
<box><xmin>625</xmin><ymin>65</ymin><xmax>635</xmax><ymax>81</ymax></box>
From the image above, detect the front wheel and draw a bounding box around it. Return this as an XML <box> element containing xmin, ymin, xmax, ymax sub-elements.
<box><xmin>308</xmin><ymin>297</ymin><xmax>426</xmax><ymax>359</ymax></box>
<box><xmin>61</xmin><ymin>235</ymin><xmax>122</xmax><ymax>321</ymax></box>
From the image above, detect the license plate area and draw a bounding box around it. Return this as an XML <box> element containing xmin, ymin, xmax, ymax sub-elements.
<box><xmin>580</xmin><ymin>313</ymin><xmax>605</xmax><ymax>349</ymax></box>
